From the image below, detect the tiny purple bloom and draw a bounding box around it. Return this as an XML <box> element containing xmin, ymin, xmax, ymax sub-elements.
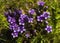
<box><xmin>43</xmin><ymin>12</ymin><xmax>50</xmax><ymax>19</ymax></box>
<box><xmin>11</xmin><ymin>32</ymin><xmax>18</xmax><ymax>38</ymax></box>
<box><xmin>7</xmin><ymin>16</ymin><xmax>15</xmax><ymax>23</ymax></box>
<box><xmin>10</xmin><ymin>24</ymin><xmax>20</xmax><ymax>32</ymax></box>
<box><xmin>14</xmin><ymin>9</ymin><xmax>22</xmax><ymax>15</ymax></box>
<box><xmin>20</xmin><ymin>14</ymin><xmax>27</xmax><ymax>19</ymax></box>
<box><xmin>28</xmin><ymin>9</ymin><xmax>35</xmax><ymax>14</ymax></box>
<box><xmin>37</xmin><ymin>1</ymin><xmax>45</xmax><ymax>6</ymax></box>
<box><xmin>19</xmin><ymin>18</ymin><xmax>25</xmax><ymax>25</ymax></box>
<box><xmin>25</xmin><ymin>33</ymin><xmax>30</xmax><ymax>38</ymax></box>
<box><xmin>19</xmin><ymin>25</ymin><xmax>26</xmax><ymax>33</ymax></box>
<box><xmin>19</xmin><ymin>14</ymin><xmax>28</xmax><ymax>25</ymax></box>
<box><xmin>45</xmin><ymin>25</ymin><xmax>52</xmax><ymax>33</ymax></box>
<box><xmin>28</xmin><ymin>18</ymin><xmax>33</xmax><ymax>23</ymax></box>
<box><xmin>37</xmin><ymin>15</ymin><xmax>45</xmax><ymax>22</ymax></box>
<box><xmin>8</xmin><ymin>17</ymin><xmax>16</xmax><ymax>24</ymax></box>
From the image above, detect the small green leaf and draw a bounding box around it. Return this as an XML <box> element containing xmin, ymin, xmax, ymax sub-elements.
<box><xmin>16</xmin><ymin>37</ymin><xmax>23</xmax><ymax>43</ymax></box>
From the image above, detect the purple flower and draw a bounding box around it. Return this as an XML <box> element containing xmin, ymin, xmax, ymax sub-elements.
<box><xmin>11</xmin><ymin>32</ymin><xmax>18</xmax><ymax>38</ymax></box>
<box><xmin>45</xmin><ymin>25</ymin><xmax>52</xmax><ymax>33</ymax></box>
<box><xmin>13</xmin><ymin>24</ymin><xmax>20</xmax><ymax>32</ymax></box>
<box><xmin>9</xmin><ymin>24</ymin><xmax>14</xmax><ymax>30</ymax></box>
<box><xmin>28</xmin><ymin>9</ymin><xmax>35</xmax><ymax>14</ymax></box>
<box><xmin>10</xmin><ymin>24</ymin><xmax>20</xmax><ymax>32</ymax></box>
<box><xmin>19</xmin><ymin>25</ymin><xmax>26</xmax><ymax>33</ymax></box>
<box><xmin>37</xmin><ymin>12</ymin><xmax>50</xmax><ymax>21</ymax></box>
<box><xmin>4</xmin><ymin>2</ymin><xmax>52</xmax><ymax>38</ymax></box>
<box><xmin>7</xmin><ymin>16</ymin><xmax>16</xmax><ymax>24</ymax></box>
<box><xmin>14</xmin><ymin>9</ymin><xmax>22</xmax><ymax>15</ymax></box>
<box><xmin>43</xmin><ymin>12</ymin><xmax>50</xmax><ymax>19</ymax></box>
<box><xmin>19</xmin><ymin>18</ymin><xmax>25</xmax><ymax>25</ymax></box>
<box><xmin>25</xmin><ymin>33</ymin><xmax>30</xmax><ymax>38</ymax></box>
<box><xmin>37</xmin><ymin>1</ymin><xmax>45</xmax><ymax>6</ymax></box>
<box><xmin>28</xmin><ymin>18</ymin><xmax>33</xmax><ymax>23</ymax></box>
<box><xmin>37</xmin><ymin>15</ymin><xmax>45</xmax><ymax>22</ymax></box>
<box><xmin>20</xmin><ymin>14</ymin><xmax>27</xmax><ymax>19</ymax></box>
<box><xmin>19</xmin><ymin>14</ymin><xmax>28</xmax><ymax>25</ymax></box>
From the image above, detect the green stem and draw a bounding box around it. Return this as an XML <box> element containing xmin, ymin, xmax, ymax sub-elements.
<box><xmin>0</xmin><ymin>38</ymin><xmax>6</xmax><ymax>42</ymax></box>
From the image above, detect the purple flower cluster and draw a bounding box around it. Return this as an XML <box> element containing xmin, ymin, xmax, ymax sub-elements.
<box><xmin>37</xmin><ymin>12</ymin><xmax>50</xmax><ymax>22</ymax></box>
<box><xmin>37</xmin><ymin>1</ymin><xmax>45</xmax><ymax>6</ymax></box>
<box><xmin>4</xmin><ymin>9</ymin><xmax>27</xmax><ymax>38</ymax></box>
<box><xmin>4</xmin><ymin>1</ymin><xmax>52</xmax><ymax>38</ymax></box>
<box><xmin>37</xmin><ymin>11</ymin><xmax>52</xmax><ymax>33</ymax></box>
<box><xmin>4</xmin><ymin>8</ymin><xmax>35</xmax><ymax>38</ymax></box>
<box><xmin>19</xmin><ymin>14</ymin><xmax>27</xmax><ymax>25</ymax></box>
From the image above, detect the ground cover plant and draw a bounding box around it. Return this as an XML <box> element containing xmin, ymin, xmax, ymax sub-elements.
<box><xmin>0</xmin><ymin>0</ymin><xmax>60</xmax><ymax>43</ymax></box>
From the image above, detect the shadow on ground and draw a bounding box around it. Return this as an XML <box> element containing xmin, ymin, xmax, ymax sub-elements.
<box><xmin>0</xmin><ymin>29</ymin><xmax>17</xmax><ymax>43</ymax></box>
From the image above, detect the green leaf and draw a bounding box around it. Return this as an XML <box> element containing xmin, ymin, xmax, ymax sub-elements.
<box><xmin>31</xmin><ymin>36</ymin><xmax>38</xmax><ymax>43</ymax></box>
<box><xmin>16</xmin><ymin>37</ymin><xmax>23</xmax><ymax>43</ymax></box>
<box><xmin>56</xmin><ymin>20</ymin><xmax>60</xmax><ymax>29</ymax></box>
